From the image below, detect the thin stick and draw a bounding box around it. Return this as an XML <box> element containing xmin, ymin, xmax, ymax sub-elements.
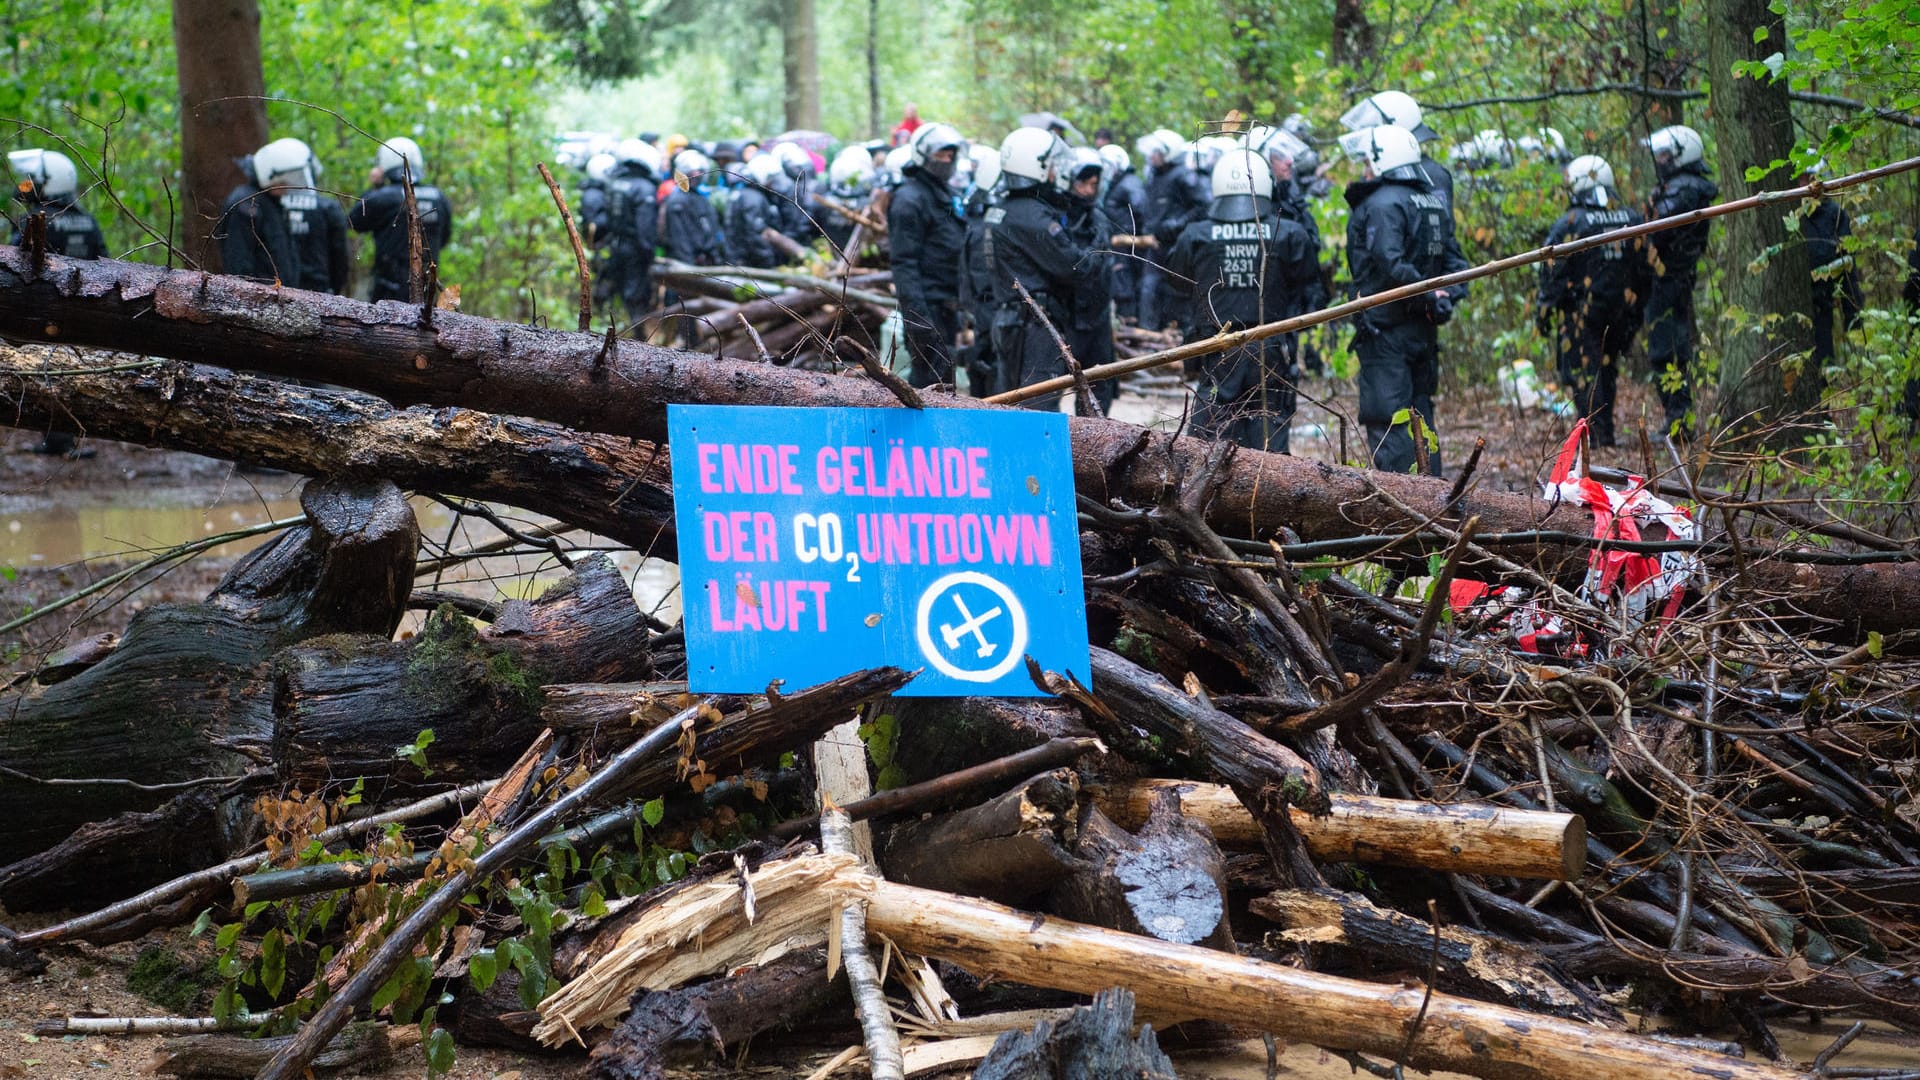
<box><xmin>538</xmin><ymin>161</ymin><xmax>593</xmax><ymax>332</ymax></box>
<box><xmin>823</xmin><ymin>808</ymin><xmax>905</xmax><ymax>1080</ymax></box>
<box><xmin>838</xmin><ymin>336</ymin><xmax>923</xmax><ymax>408</ymax></box>
<box><xmin>34</xmin><ymin>1015</ymin><xmax>258</xmax><ymax>1036</ymax></box>
<box><xmin>987</xmin><ymin>153</ymin><xmax>1920</xmax><ymax>405</ymax></box>
<box><xmin>400</xmin><ymin>164</ymin><xmax>424</xmax><ymax>306</ymax></box>
<box><xmin>773</xmin><ymin>738</ymin><xmax>1103</xmax><ymax>839</ymax></box>
<box><xmin>256</xmin><ymin>700</ymin><xmax>715</xmax><ymax>1080</ymax></box>
<box><xmin>1013</xmin><ymin>279</ymin><xmax>1097</xmax><ymax>416</ymax></box>
<box><xmin>738</xmin><ymin>311</ymin><xmax>773</xmax><ymax>363</ymax></box>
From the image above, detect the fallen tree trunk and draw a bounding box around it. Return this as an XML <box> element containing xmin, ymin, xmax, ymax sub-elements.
<box><xmin>880</xmin><ymin>769</ymin><xmax>1085</xmax><ymax>905</ymax></box>
<box><xmin>590</xmin><ymin>948</ymin><xmax>844</xmax><ymax>1080</ymax></box>
<box><xmin>856</xmin><ymin>880</ymin><xmax>1802</xmax><ymax>1080</ymax></box>
<box><xmin>1046</xmin><ymin>794</ymin><xmax>1234</xmax><ymax>951</ymax></box>
<box><xmin>1095</xmin><ymin>778</ymin><xmax>1586</xmax><ymax>881</ymax></box>
<box><xmin>4</xmin><ymin>249</ymin><xmax>1908</xmax><ymax>635</ymax></box>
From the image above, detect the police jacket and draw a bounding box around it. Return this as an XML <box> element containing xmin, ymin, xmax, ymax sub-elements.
<box><xmin>984</xmin><ymin>186</ymin><xmax>1085</xmax><ymax>315</ymax></box>
<box><xmin>281</xmin><ymin>188</ymin><xmax>350</xmax><ymax>294</ymax></box>
<box><xmin>1803</xmin><ymin>199</ymin><xmax>1862</xmax><ymax>317</ymax></box>
<box><xmin>1102</xmin><ymin>168</ymin><xmax>1148</xmax><ymax>237</ymax></box>
<box><xmin>1537</xmin><ymin>196</ymin><xmax>1650</xmax><ymax>320</ymax></box>
<box><xmin>1344</xmin><ymin>175</ymin><xmax>1467</xmax><ymax>328</ymax></box>
<box><xmin>960</xmin><ymin>191</ymin><xmax>996</xmax><ymax>313</ymax></box>
<box><xmin>348</xmin><ymin>174</ymin><xmax>453</xmax><ymax>297</ymax></box>
<box><xmin>577</xmin><ymin>179</ymin><xmax>610</xmax><ymax>247</ymax></box>
<box><xmin>605</xmin><ymin>168</ymin><xmax>659</xmax><ymax>258</ymax></box>
<box><xmin>1418</xmin><ymin>156</ymin><xmax>1456</xmax><ymax>212</ymax></box>
<box><xmin>1646</xmin><ymin>165</ymin><xmax>1717</xmax><ymax>281</ymax></box>
<box><xmin>660</xmin><ymin>186</ymin><xmax>725</xmax><ymax>265</ymax></box>
<box><xmin>888</xmin><ymin>166</ymin><xmax>967</xmax><ymax>314</ymax></box>
<box><xmin>9</xmin><ymin>198</ymin><xmax>104</xmax><ymax>260</ymax></box>
<box><xmin>219</xmin><ymin>183</ymin><xmax>302</xmax><ymax>284</ymax></box>
<box><xmin>726</xmin><ymin>183</ymin><xmax>783</xmax><ymax>269</ymax></box>
<box><xmin>1167</xmin><ymin>202</ymin><xmax>1318</xmax><ymax>335</ymax></box>
<box><xmin>1270</xmin><ymin>184</ymin><xmax>1325</xmax><ymax>313</ymax></box>
<box><xmin>1064</xmin><ymin>194</ymin><xmax>1114</xmax><ymax>331</ymax></box>
<box><xmin>1144</xmin><ymin>160</ymin><xmax>1208</xmax><ymax>246</ymax></box>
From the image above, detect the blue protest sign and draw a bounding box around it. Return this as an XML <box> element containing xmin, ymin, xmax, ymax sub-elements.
<box><xmin>667</xmin><ymin>405</ymin><xmax>1089</xmax><ymax>696</ymax></box>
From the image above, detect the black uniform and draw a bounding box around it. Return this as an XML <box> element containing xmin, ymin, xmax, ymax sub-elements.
<box><xmin>281</xmin><ymin>188</ymin><xmax>350</xmax><ymax>294</ymax></box>
<box><xmin>1167</xmin><ymin>203</ymin><xmax>1318</xmax><ymax>451</ymax></box>
<box><xmin>659</xmin><ymin>185</ymin><xmax>725</xmax><ymax>265</ymax></box>
<box><xmin>8</xmin><ymin>197</ymin><xmax>105</xmax><ymax>259</ymax></box>
<box><xmin>347</xmin><ymin>173</ymin><xmax>453</xmax><ymax>302</ymax></box>
<box><xmin>1345</xmin><ymin>173</ymin><xmax>1469</xmax><ymax>475</ymax></box>
<box><xmin>1101</xmin><ymin>167</ymin><xmax>1148</xmax><ymax>322</ymax></box>
<box><xmin>984</xmin><ymin>186</ymin><xmax>1087</xmax><ymax>409</ymax></box>
<box><xmin>1643</xmin><ymin>164</ymin><xmax>1717</xmax><ymax>432</ymax></box>
<box><xmin>725</xmin><ymin>182</ymin><xmax>783</xmax><ymax>269</ymax></box>
<box><xmin>1803</xmin><ymin>198</ymin><xmax>1862</xmax><ymax>366</ymax></box>
<box><xmin>603</xmin><ymin>166</ymin><xmax>659</xmax><ymax>318</ymax></box>
<box><xmin>887</xmin><ymin>166</ymin><xmax>967</xmax><ymax>385</ymax></box>
<box><xmin>1138</xmin><ymin>159</ymin><xmax>1208</xmax><ymax>330</ymax></box>
<box><xmin>1064</xmin><ymin>190</ymin><xmax>1116</xmax><ymax>413</ymax></box>
<box><xmin>959</xmin><ymin>190</ymin><xmax>1000</xmax><ymax>396</ymax></box>
<box><xmin>218</xmin><ymin>182</ymin><xmax>302</xmax><ymax>285</ymax></box>
<box><xmin>1536</xmin><ymin>196</ymin><xmax>1650</xmax><ymax>447</ymax></box>
<box><xmin>11</xmin><ymin>196</ymin><xmax>104</xmax><ymax>454</ymax></box>
<box><xmin>1418</xmin><ymin>156</ymin><xmax>1457</xmax><ymax>212</ymax></box>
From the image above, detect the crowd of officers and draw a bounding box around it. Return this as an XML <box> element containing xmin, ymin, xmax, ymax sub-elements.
<box><xmin>8</xmin><ymin>89</ymin><xmax>1906</xmax><ymax>471</ymax></box>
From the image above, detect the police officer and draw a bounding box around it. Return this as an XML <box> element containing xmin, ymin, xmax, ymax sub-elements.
<box><xmin>1340</xmin><ymin>124</ymin><xmax>1469</xmax><ymax>475</ymax></box>
<box><xmin>1063</xmin><ymin>148</ymin><xmax>1116</xmax><ymax>413</ymax></box>
<box><xmin>728</xmin><ymin>152</ymin><xmax>790</xmax><ymax>269</ymax></box>
<box><xmin>1098</xmin><ymin>143</ymin><xmax>1148</xmax><ymax>324</ymax></box>
<box><xmin>348</xmin><ymin>136</ymin><xmax>453</xmax><ymax>302</ymax></box>
<box><xmin>1166</xmin><ymin>148</ymin><xmax>1318</xmax><ymax>452</ymax></box>
<box><xmin>774</xmin><ymin>143</ymin><xmax>825</xmax><ymax>248</ymax></box>
<box><xmin>984</xmin><ymin>127</ymin><xmax>1084</xmax><ymax>409</ymax></box>
<box><xmin>824</xmin><ymin>144</ymin><xmax>877</xmax><ymax>256</ymax></box>
<box><xmin>1282</xmin><ymin>114</ymin><xmax>1334</xmax><ymax>201</ymax></box>
<box><xmin>660</xmin><ymin>149</ymin><xmax>727</xmax><ymax>266</ymax></box>
<box><xmin>1641</xmin><ymin>124</ymin><xmax>1717</xmax><ymax>436</ymax></box>
<box><xmin>1137</xmin><ymin>129</ymin><xmax>1208</xmax><ymax>331</ymax></box>
<box><xmin>271</xmin><ymin>139</ymin><xmax>350</xmax><ymax>295</ymax></box>
<box><xmin>9</xmin><ymin>148</ymin><xmax>105</xmax><ymax>456</ymax></box>
<box><xmin>1535</xmin><ymin>155</ymin><xmax>1650</xmax><ymax>448</ymax></box>
<box><xmin>1800</xmin><ymin>166</ymin><xmax>1861</xmax><ymax>368</ymax></box>
<box><xmin>218</xmin><ymin>138</ymin><xmax>306</xmax><ymax>286</ymax></box>
<box><xmin>888</xmin><ymin>122</ymin><xmax>968</xmax><ymax>386</ymax></box>
<box><xmin>1242</xmin><ymin>124</ymin><xmax>1327</xmax><ymax>315</ymax></box>
<box><xmin>1341</xmin><ymin>91</ymin><xmax>1455</xmax><ymax>210</ymax></box>
<box><xmin>959</xmin><ymin>144</ymin><xmax>1003</xmax><ymax>396</ymax></box>
<box><xmin>603</xmin><ymin>140</ymin><xmax>663</xmax><ymax>321</ymax></box>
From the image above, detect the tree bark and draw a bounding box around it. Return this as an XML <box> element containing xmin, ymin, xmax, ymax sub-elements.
<box><xmin>3</xmin><ymin>250</ymin><xmax>1914</xmax><ymax>635</ymax></box>
<box><xmin>866</xmin><ymin>0</ymin><xmax>881</xmax><ymax>139</ymax></box>
<box><xmin>780</xmin><ymin>0</ymin><xmax>821</xmax><ymax>132</ymax></box>
<box><xmin>1330</xmin><ymin>0</ymin><xmax>1375</xmax><ymax>70</ymax></box>
<box><xmin>973</xmin><ymin>989</ymin><xmax>1175</xmax><ymax>1080</ymax></box>
<box><xmin>1046</xmin><ymin>796</ymin><xmax>1234</xmax><ymax>951</ymax></box>
<box><xmin>880</xmin><ymin>769</ymin><xmax>1085</xmax><ymax>906</ymax></box>
<box><xmin>1707</xmin><ymin>0</ymin><xmax>1817</xmax><ymax>430</ymax></box>
<box><xmin>590</xmin><ymin>948</ymin><xmax>843</xmax><ymax>1080</ymax></box>
<box><xmin>170</xmin><ymin>0</ymin><xmax>269</xmax><ymax>271</ymax></box>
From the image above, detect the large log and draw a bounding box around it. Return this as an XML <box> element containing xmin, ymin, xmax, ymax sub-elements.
<box><xmin>0</xmin><ymin>479</ymin><xmax>417</xmax><ymax>870</ymax></box>
<box><xmin>3</xmin><ymin>248</ymin><xmax>1909</xmax><ymax>636</ymax></box>
<box><xmin>879</xmin><ymin>769</ymin><xmax>1085</xmax><ymax>905</ymax></box>
<box><xmin>0</xmin><ymin>352</ymin><xmax>682</xmax><ymax>557</ymax></box>
<box><xmin>590</xmin><ymin>948</ymin><xmax>844</xmax><ymax>1080</ymax></box>
<box><xmin>855</xmin><ymin>880</ymin><xmax>1802</xmax><ymax>1080</ymax></box>
<box><xmin>1046</xmin><ymin>794</ymin><xmax>1234</xmax><ymax>951</ymax></box>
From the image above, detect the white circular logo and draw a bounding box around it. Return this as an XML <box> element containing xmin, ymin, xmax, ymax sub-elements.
<box><xmin>914</xmin><ymin>572</ymin><xmax>1028</xmax><ymax>684</ymax></box>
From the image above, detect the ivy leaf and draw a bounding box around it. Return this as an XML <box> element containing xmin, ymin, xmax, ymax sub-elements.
<box><xmin>468</xmin><ymin>948</ymin><xmax>499</xmax><ymax>993</ymax></box>
<box><xmin>425</xmin><ymin>1027</ymin><xmax>456</xmax><ymax>1076</ymax></box>
<box><xmin>641</xmin><ymin>797</ymin><xmax>666</xmax><ymax>828</ymax></box>
<box><xmin>260</xmin><ymin>929</ymin><xmax>287</xmax><ymax>999</ymax></box>
<box><xmin>1866</xmin><ymin>631</ymin><xmax>1884</xmax><ymax>659</ymax></box>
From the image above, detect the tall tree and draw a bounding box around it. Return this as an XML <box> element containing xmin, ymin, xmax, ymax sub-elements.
<box><xmin>868</xmin><ymin>0</ymin><xmax>882</xmax><ymax>139</ymax></box>
<box><xmin>782</xmin><ymin>0</ymin><xmax>822</xmax><ymax>131</ymax></box>
<box><xmin>171</xmin><ymin>0</ymin><xmax>269</xmax><ymax>271</ymax></box>
<box><xmin>1706</xmin><ymin>0</ymin><xmax>1816</xmax><ymax>432</ymax></box>
<box><xmin>1331</xmin><ymin>0</ymin><xmax>1375</xmax><ymax>70</ymax></box>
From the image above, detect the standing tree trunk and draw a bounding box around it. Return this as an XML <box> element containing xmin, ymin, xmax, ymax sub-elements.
<box><xmin>867</xmin><ymin>0</ymin><xmax>881</xmax><ymax>140</ymax></box>
<box><xmin>1331</xmin><ymin>0</ymin><xmax>1375</xmax><ymax>70</ymax></box>
<box><xmin>1640</xmin><ymin>0</ymin><xmax>1688</xmax><ymax>127</ymax></box>
<box><xmin>1706</xmin><ymin>0</ymin><xmax>1817</xmax><ymax>432</ymax></box>
<box><xmin>781</xmin><ymin>0</ymin><xmax>821</xmax><ymax>132</ymax></box>
<box><xmin>170</xmin><ymin>0</ymin><xmax>269</xmax><ymax>271</ymax></box>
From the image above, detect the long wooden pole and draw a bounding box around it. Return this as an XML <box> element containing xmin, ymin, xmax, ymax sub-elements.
<box><xmin>859</xmin><ymin>881</ymin><xmax>1801</xmax><ymax>1080</ymax></box>
<box><xmin>1094</xmin><ymin>778</ymin><xmax>1586</xmax><ymax>881</ymax></box>
<box><xmin>986</xmin><ymin>153</ymin><xmax>1920</xmax><ymax>405</ymax></box>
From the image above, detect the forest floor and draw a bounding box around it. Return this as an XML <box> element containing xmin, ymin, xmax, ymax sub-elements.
<box><xmin>0</xmin><ymin>366</ymin><xmax>1731</xmax><ymax>1080</ymax></box>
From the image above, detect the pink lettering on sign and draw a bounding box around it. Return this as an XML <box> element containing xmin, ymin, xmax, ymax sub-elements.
<box><xmin>701</xmin><ymin>510</ymin><xmax>781</xmax><ymax>562</ymax></box>
<box><xmin>696</xmin><ymin>443</ymin><xmax>802</xmax><ymax>494</ymax></box>
<box><xmin>853</xmin><ymin>512</ymin><xmax>1051</xmax><ymax>566</ymax></box>
<box><xmin>707</xmin><ymin>577</ymin><xmax>832</xmax><ymax>633</ymax></box>
<box><xmin>814</xmin><ymin>444</ymin><xmax>993</xmax><ymax>498</ymax></box>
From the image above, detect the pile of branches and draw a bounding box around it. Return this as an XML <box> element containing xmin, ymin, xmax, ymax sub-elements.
<box><xmin>2</xmin><ymin>247</ymin><xmax>1919</xmax><ymax>1080</ymax></box>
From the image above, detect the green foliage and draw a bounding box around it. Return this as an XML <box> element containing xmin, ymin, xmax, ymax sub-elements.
<box><xmin>396</xmin><ymin>727</ymin><xmax>437</xmax><ymax>774</ymax></box>
<box><xmin>859</xmin><ymin>710</ymin><xmax>906</xmax><ymax>789</ymax></box>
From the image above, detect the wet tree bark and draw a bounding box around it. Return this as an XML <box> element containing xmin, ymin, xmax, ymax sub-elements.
<box><xmin>170</xmin><ymin>0</ymin><xmax>269</xmax><ymax>271</ymax></box>
<box><xmin>3</xmin><ymin>250</ymin><xmax>1915</xmax><ymax>634</ymax></box>
<box><xmin>0</xmin><ymin>478</ymin><xmax>416</xmax><ymax>871</ymax></box>
<box><xmin>1046</xmin><ymin>794</ymin><xmax>1234</xmax><ymax>951</ymax></box>
<box><xmin>590</xmin><ymin>948</ymin><xmax>843</xmax><ymax>1080</ymax></box>
<box><xmin>880</xmin><ymin>769</ymin><xmax>1086</xmax><ymax>905</ymax></box>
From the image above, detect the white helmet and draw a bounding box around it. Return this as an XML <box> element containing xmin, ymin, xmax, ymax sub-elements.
<box><xmin>1068</xmin><ymin>146</ymin><xmax>1104</xmax><ymax>184</ymax></box>
<box><xmin>909</xmin><ymin>123</ymin><xmax>965</xmax><ymax>170</ymax></box>
<box><xmin>1135</xmin><ymin>128</ymin><xmax>1186</xmax><ymax>166</ymax></box>
<box><xmin>967</xmin><ymin>143</ymin><xmax>1002</xmax><ymax>193</ymax></box>
<box><xmin>746</xmin><ymin>151</ymin><xmax>788</xmax><ymax>186</ymax></box>
<box><xmin>672</xmin><ymin>149</ymin><xmax>710</xmax><ymax>184</ymax></box>
<box><xmin>254</xmin><ymin>137</ymin><xmax>315</xmax><ymax>190</ymax></box>
<box><xmin>1096</xmin><ymin>142</ymin><xmax>1129</xmax><ymax>182</ymax></box>
<box><xmin>1565</xmin><ymin>154</ymin><xmax>1614</xmax><ymax>204</ymax></box>
<box><xmin>8</xmin><ymin>148</ymin><xmax>79</xmax><ymax>200</ymax></box>
<box><xmin>585</xmin><ymin>152</ymin><xmax>617</xmax><ymax>184</ymax></box>
<box><xmin>1643</xmin><ymin>125</ymin><xmax>1704</xmax><ymax>175</ymax></box>
<box><xmin>1340</xmin><ymin>90</ymin><xmax>1436</xmax><ymax>142</ymax></box>
<box><xmin>999</xmin><ymin>126</ymin><xmax>1073</xmax><ymax>192</ymax></box>
<box><xmin>882</xmin><ymin>143</ymin><xmax>913</xmax><ymax>185</ymax></box>
<box><xmin>1519</xmin><ymin>127</ymin><xmax>1569</xmax><ymax>163</ymax></box>
<box><xmin>1338</xmin><ymin>124</ymin><xmax>1423</xmax><ymax>182</ymax></box>
<box><xmin>615</xmin><ymin>137</ymin><xmax>662</xmax><ymax>177</ymax></box>
<box><xmin>1210</xmin><ymin>148</ymin><xmax>1273</xmax><ymax>221</ymax></box>
<box><xmin>1191</xmin><ymin>134</ymin><xmax>1236</xmax><ymax>173</ymax></box>
<box><xmin>774</xmin><ymin>141</ymin><xmax>815</xmax><ymax>180</ymax></box>
<box><xmin>376</xmin><ymin>136</ymin><xmax>424</xmax><ymax>181</ymax></box>
<box><xmin>829</xmin><ymin>145</ymin><xmax>876</xmax><ymax>191</ymax></box>
<box><xmin>1468</xmin><ymin>129</ymin><xmax>1513</xmax><ymax>169</ymax></box>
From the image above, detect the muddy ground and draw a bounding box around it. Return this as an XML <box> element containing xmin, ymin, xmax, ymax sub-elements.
<box><xmin>0</xmin><ymin>366</ymin><xmax>1730</xmax><ymax>1079</ymax></box>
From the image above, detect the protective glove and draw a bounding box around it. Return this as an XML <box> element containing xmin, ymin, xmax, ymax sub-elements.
<box><xmin>1428</xmin><ymin>289</ymin><xmax>1455</xmax><ymax>326</ymax></box>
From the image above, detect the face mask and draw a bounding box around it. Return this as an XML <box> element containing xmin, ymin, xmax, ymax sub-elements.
<box><xmin>922</xmin><ymin>157</ymin><xmax>956</xmax><ymax>182</ymax></box>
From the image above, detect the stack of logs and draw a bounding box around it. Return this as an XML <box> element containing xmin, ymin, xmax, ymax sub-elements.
<box><xmin>2</xmin><ymin>246</ymin><xmax>1919</xmax><ymax>1080</ymax></box>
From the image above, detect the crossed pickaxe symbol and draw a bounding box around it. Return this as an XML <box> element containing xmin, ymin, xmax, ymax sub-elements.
<box><xmin>939</xmin><ymin>592</ymin><xmax>1004</xmax><ymax>659</ymax></box>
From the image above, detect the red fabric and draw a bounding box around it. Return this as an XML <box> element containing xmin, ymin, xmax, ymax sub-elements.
<box><xmin>1449</xmin><ymin>579</ymin><xmax>1494</xmax><ymax>612</ymax></box>
<box><xmin>892</xmin><ymin>116</ymin><xmax>923</xmax><ymax>147</ymax></box>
